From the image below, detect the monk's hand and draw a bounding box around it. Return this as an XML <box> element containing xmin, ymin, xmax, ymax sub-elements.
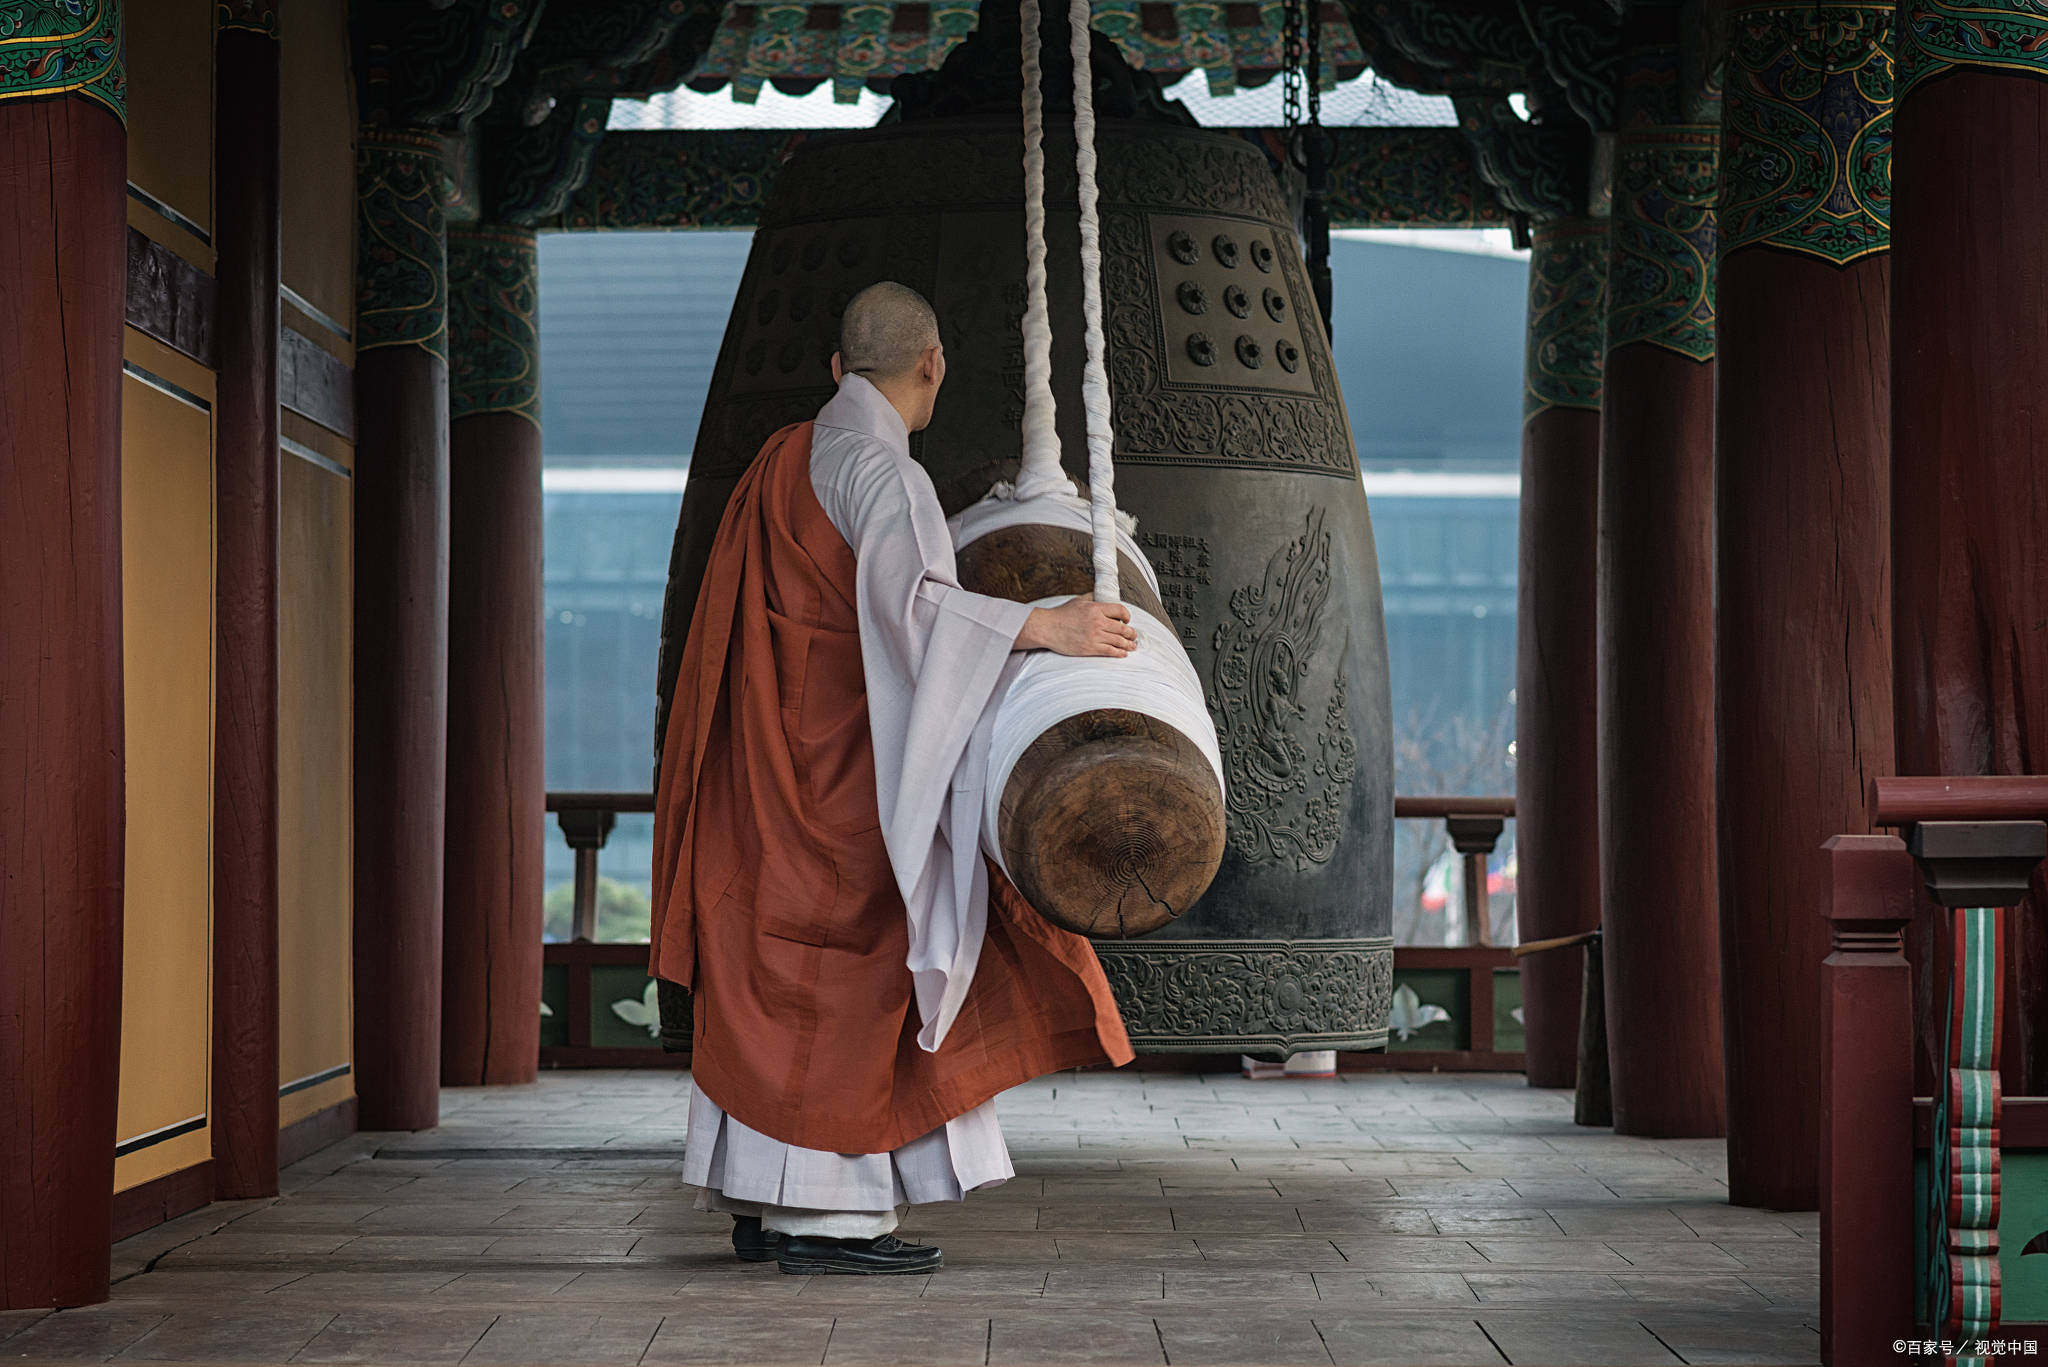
<box><xmin>1019</xmin><ymin>598</ymin><xmax>1139</xmax><ymax>658</ymax></box>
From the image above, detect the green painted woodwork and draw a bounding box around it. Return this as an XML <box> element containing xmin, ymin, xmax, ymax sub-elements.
<box><xmin>1721</xmin><ymin>2</ymin><xmax>1892</xmax><ymax>266</ymax></box>
<box><xmin>1903</xmin><ymin>0</ymin><xmax>2048</xmax><ymax>97</ymax></box>
<box><xmin>540</xmin><ymin>964</ymin><xmax>571</xmax><ymax>1048</ymax></box>
<box><xmin>1517</xmin><ymin>0</ymin><xmax>1621</xmax><ymax>131</ymax></box>
<box><xmin>216</xmin><ymin>0</ymin><xmax>278</xmax><ymax>37</ymax></box>
<box><xmin>448</xmin><ymin>225</ymin><xmax>541</xmax><ymax>426</ymax></box>
<box><xmin>1492</xmin><ymin>968</ymin><xmax>1525</xmax><ymax>1052</ymax></box>
<box><xmin>0</xmin><ymin>0</ymin><xmax>125</xmax><ymax>119</ymax></box>
<box><xmin>357</xmin><ymin>131</ymin><xmax>450</xmax><ymax>360</ymax></box>
<box><xmin>485</xmin><ymin>94</ymin><xmax>613</xmax><ymax>226</ymax></box>
<box><xmin>1316</xmin><ymin>127</ymin><xmax>1514</xmax><ymax>227</ymax></box>
<box><xmin>689</xmin><ymin>0</ymin><xmax>1367</xmax><ymax>104</ymax></box>
<box><xmin>1347</xmin><ymin>0</ymin><xmax>1543</xmax><ymax>96</ymax></box>
<box><xmin>1524</xmin><ymin>216</ymin><xmax>1606</xmax><ymax>419</ymax></box>
<box><xmin>1455</xmin><ymin>94</ymin><xmax>1585</xmax><ymax>221</ymax></box>
<box><xmin>1915</xmin><ymin>1150</ymin><xmax>2048</xmax><ymax>1330</ymax></box>
<box><xmin>555</xmin><ymin>127</ymin><xmax>1511</xmax><ymax>232</ymax></box>
<box><xmin>354</xmin><ymin>0</ymin><xmax>543</xmax><ymax>132</ymax></box>
<box><xmin>2003</xmin><ymin>1151</ymin><xmax>2048</xmax><ymax>1323</ymax></box>
<box><xmin>557</xmin><ymin>129</ymin><xmax>796</xmax><ymax>229</ymax></box>
<box><xmin>1606</xmin><ymin>124</ymin><xmax>1719</xmax><ymax>362</ymax></box>
<box><xmin>1388</xmin><ymin>968</ymin><xmax>1469</xmax><ymax>1051</ymax></box>
<box><xmin>1929</xmin><ymin>905</ymin><xmax>2004</xmax><ymax>1340</ymax></box>
<box><xmin>590</xmin><ymin>965</ymin><xmax>665</xmax><ymax>1049</ymax></box>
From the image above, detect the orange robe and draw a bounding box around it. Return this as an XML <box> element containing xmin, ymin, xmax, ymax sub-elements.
<box><xmin>650</xmin><ymin>420</ymin><xmax>1132</xmax><ymax>1155</ymax></box>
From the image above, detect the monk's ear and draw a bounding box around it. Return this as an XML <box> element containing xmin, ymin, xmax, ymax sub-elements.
<box><xmin>830</xmin><ymin>351</ymin><xmax>844</xmax><ymax>383</ymax></box>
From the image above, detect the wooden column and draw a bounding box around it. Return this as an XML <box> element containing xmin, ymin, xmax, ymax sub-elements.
<box><xmin>1597</xmin><ymin>13</ymin><xmax>1727</xmax><ymax>1137</ymax></box>
<box><xmin>442</xmin><ymin>225</ymin><xmax>545</xmax><ymax>1087</ymax></box>
<box><xmin>212</xmin><ymin>0</ymin><xmax>283</xmax><ymax>1199</ymax></box>
<box><xmin>0</xmin><ymin>3</ymin><xmax>128</xmax><ymax>1310</ymax></box>
<box><xmin>353</xmin><ymin>130</ymin><xmax>451</xmax><ymax>1131</ymax></box>
<box><xmin>1713</xmin><ymin>0</ymin><xmax>1895</xmax><ymax>1210</ymax></box>
<box><xmin>1819</xmin><ymin>835</ymin><xmax>1914</xmax><ymax>1365</ymax></box>
<box><xmin>1892</xmin><ymin>0</ymin><xmax>2048</xmax><ymax>1097</ymax></box>
<box><xmin>1515</xmin><ymin>217</ymin><xmax>1607</xmax><ymax>1091</ymax></box>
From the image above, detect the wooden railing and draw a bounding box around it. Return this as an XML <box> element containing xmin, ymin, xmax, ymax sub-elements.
<box><xmin>1344</xmin><ymin>795</ymin><xmax>1522</xmax><ymax>1072</ymax></box>
<box><xmin>540</xmin><ymin>790</ymin><xmax>1521</xmax><ymax>1073</ymax></box>
<box><xmin>547</xmin><ymin>790</ymin><xmax>655</xmax><ymax>943</ymax></box>
<box><xmin>541</xmin><ymin>792</ymin><xmax>667</xmax><ymax>1068</ymax></box>
<box><xmin>1823</xmin><ymin>776</ymin><xmax>2048</xmax><ymax>1365</ymax></box>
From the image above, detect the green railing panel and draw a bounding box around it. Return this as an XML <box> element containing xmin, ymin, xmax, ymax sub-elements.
<box><xmin>1492</xmin><ymin>969</ymin><xmax>1525</xmax><ymax>1053</ymax></box>
<box><xmin>590</xmin><ymin>965</ymin><xmax>665</xmax><ymax>1049</ymax></box>
<box><xmin>540</xmin><ymin>963</ymin><xmax>571</xmax><ymax>1049</ymax></box>
<box><xmin>1914</xmin><ymin>1149</ymin><xmax>2048</xmax><ymax>1328</ymax></box>
<box><xmin>1387</xmin><ymin>967</ymin><xmax>1469</xmax><ymax>1051</ymax></box>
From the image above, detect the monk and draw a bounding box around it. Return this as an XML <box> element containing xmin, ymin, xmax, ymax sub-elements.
<box><xmin>651</xmin><ymin>281</ymin><xmax>1138</xmax><ymax>1275</ymax></box>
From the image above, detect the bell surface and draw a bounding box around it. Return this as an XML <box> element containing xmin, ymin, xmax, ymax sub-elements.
<box><xmin>656</xmin><ymin>27</ymin><xmax>1394</xmax><ymax>1057</ymax></box>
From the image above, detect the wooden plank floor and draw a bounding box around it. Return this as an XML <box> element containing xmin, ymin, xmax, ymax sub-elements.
<box><xmin>2</xmin><ymin>1070</ymin><xmax>1820</xmax><ymax>1365</ymax></box>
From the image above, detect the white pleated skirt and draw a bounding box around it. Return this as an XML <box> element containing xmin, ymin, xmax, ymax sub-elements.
<box><xmin>681</xmin><ymin>1084</ymin><xmax>1014</xmax><ymax>1212</ymax></box>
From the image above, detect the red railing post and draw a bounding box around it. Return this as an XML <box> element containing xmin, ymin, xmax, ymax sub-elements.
<box><xmin>1902</xmin><ymin>820</ymin><xmax>2046</xmax><ymax>1350</ymax></box>
<box><xmin>1445</xmin><ymin>812</ymin><xmax>1507</xmax><ymax>948</ymax></box>
<box><xmin>1820</xmin><ymin>834</ymin><xmax>1916</xmax><ymax>1365</ymax></box>
<box><xmin>555</xmin><ymin>809</ymin><xmax>617</xmax><ymax>944</ymax></box>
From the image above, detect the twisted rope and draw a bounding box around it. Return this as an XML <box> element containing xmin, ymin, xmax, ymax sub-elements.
<box><xmin>1015</xmin><ymin>0</ymin><xmax>1067</xmax><ymax>501</ymax></box>
<box><xmin>1067</xmin><ymin>0</ymin><xmax>1120</xmax><ymax>602</ymax></box>
<box><xmin>1016</xmin><ymin>0</ymin><xmax>1121</xmax><ymax>600</ymax></box>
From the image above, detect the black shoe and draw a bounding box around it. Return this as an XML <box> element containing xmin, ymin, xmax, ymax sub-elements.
<box><xmin>731</xmin><ymin>1215</ymin><xmax>784</xmax><ymax>1263</ymax></box>
<box><xmin>777</xmin><ymin>1233</ymin><xmax>943</xmax><ymax>1275</ymax></box>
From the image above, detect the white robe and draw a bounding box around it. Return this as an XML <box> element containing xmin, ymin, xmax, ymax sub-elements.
<box><xmin>685</xmin><ymin>374</ymin><xmax>1032</xmax><ymax>1214</ymax></box>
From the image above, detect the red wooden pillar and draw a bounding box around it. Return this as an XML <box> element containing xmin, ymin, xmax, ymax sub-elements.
<box><xmin>1713</xmin><ymin>0</ymin><xmax>1894</xmax><ymax>1210</ymax></box>
<box><xmin>212</xmin><ymin>0</ymin><xmax>283</xmax><ymax>1199</ymax></box>
<box><xmin>1515</xmin><ymin>217</ymin><xmax>1606</xmax><ymax>1091</ymax></box>
<box><xmin>353</xmin><ymin>130</ymin><xmax>451</xmax><ymax>1131</ymax></box>
<box><xmin>1892</xmin><ymin>0</ymin><xmax>2048</xmax><ymax>1098</ymax></box>
<box><xmin>0</xmin><ymin>6</ymin><xmax>128</xmax><ymax>1310</ymax></box>
<box><xmin>442</xmin><ymin>225</ymin><xmax>545</xmax><ymax>1087</ymax></box>
<box><xmin>1818</xmin><ymin>834</ymin><xmax>1914</xmax><ymax>1365</ymax></box>
<box><xmin>1597</xmin><ymin>13</ymin><xmax>1726</xmax><ymax>1138</ymax></box>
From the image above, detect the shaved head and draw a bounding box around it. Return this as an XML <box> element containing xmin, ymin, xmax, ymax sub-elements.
<box><xmin>838</xmin><ymin>281</ymin><xmax>940</xmax><ymax>381</ymax></box>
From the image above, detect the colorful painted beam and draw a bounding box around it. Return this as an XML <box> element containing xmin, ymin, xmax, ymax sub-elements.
<box><xmin>547</xmin><ymin>125</ymin><xmax>1510</xmax><ymax>230</ymax></box>
<box><xmin>685</xmin><ymin>0</ymin><xmax>1368</xmax><ymax>102</ymax></box>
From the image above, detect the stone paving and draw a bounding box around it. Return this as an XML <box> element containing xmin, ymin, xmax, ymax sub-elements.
<box><xmin>1</xmin><ymin>1070</ymin><xmax>1819</xmax><ymax>1366</ymax></box>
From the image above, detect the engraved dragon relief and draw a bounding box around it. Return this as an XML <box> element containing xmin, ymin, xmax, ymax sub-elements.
<box><xmin>1206</xmin><ymin>508</ymin><xmax>1358</xmax><ymax>869</ymax></box>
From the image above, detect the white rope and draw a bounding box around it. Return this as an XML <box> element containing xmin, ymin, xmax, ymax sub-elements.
<box><xmin>1066</xmin><ymin>0</ymin><xmax>1121</xmax><ymax>603</ymax></box>
<box><xmin>1015</xmin><ymin>0</ymin><xmax>1070</xmax><ymax>501</ymax></box>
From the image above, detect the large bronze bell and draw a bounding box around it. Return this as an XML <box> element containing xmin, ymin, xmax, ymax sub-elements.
<box><xmin>656</xmin><ymin>0</ymin><xmax>1394</xmax><ymax>1056</ymax></box>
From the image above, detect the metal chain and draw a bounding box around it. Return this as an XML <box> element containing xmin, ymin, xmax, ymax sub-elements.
<box><xmin>1305</xmin><ymin>0</ymin><xmax>1322</xmax><ymax>127</ymax></box>
<box><xmin>1282</xmin><ymin>0</ymin><xmax>1303</xmax><ymax>136</ymax></box>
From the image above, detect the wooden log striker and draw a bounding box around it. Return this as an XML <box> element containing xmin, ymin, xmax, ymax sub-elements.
<box><xmin>956</xmin><ymin>522</ymin><xmax>1226</xmax><ymax>939</ymax></box>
